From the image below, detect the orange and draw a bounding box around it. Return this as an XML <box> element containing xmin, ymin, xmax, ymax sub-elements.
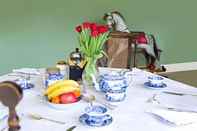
<box><xmin>73</xmin><ymin>90</ymin><xmax>81</xmax><ymax>97</ymax></box>
<box><xmin>51</xmin><ymin>96</ymin><xmax>60</xmax><ymax>104</ymax></box>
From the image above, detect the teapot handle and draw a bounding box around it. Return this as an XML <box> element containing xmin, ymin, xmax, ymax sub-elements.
<box><xmin>119</xmin><ymin>70</ymin><xmax>133</xmax><ymax>85</ymax></box>
<box><xmin>119</xmin><ymin>69</ymin><xmax>132</xmax><ymax>77</ymax></box>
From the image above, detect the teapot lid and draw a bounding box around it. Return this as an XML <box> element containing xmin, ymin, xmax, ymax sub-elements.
<box><xmin>69</xmin><ymin>48</ymin><xmax>85</xmax><ymax>67</ymax></box>
<box><xmin>101</xmin><ymin>72</ymin><xmax>125</xmax><ymax>81</ymax></box>
<box><xmin>70</xmin><ymin>48</ymin><xmax>84</xmax><ymax>60</ymax></box>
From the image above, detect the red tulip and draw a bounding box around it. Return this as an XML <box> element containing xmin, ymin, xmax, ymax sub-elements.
<box><xmin>82</xmin><ymin>22</ymin><xmax>91</xmax><ymax>29</ymax></box>
<box><xmin>90</xmin><ymin>23</ymin><xmax>98</xmax><ymax>31</ymax></box>
<box><xmin>91</xmin><ymin>30</ymin><xmax>99</xmax><ymax>37</ymax></box>
<box><xmin>98</xmin><ymin>25</ymin><xmax>108</xmax><ymax>34</ymax></box>
<box><xmin>75</xmin><ymin>25</ymin><xmax>82</xmax><ymax>33</ymax></box>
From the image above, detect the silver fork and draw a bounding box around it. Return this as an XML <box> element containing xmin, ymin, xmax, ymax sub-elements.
<box><xmin>28</xmin><ymin>113</ymin><xmax>65</xmax><ymax>125</ymax></box>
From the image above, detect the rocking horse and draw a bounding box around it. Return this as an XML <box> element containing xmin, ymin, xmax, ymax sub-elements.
<box><xmin>103</xmin><ymin>11</ymin><xmax>166</xmax><ymax>72</ymax></box>
<box><xmin>0</xmin><ymin>81</ymin><xmax>23</xmax><ymax>131</ymax></box>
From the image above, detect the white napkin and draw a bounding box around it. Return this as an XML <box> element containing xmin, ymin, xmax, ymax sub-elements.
<box><xmin>147</xmin><ymin>92</ymin><xmax>197</xmax><ymax>126</ymax></box>
<box><xmin>0</xmin><ymin>105</ymin><xmax>8</xmax><ymax>130</ymax></box>
<box><xmin>147</xmin><ymin>108</ymin><xmax>197</xmax><ymax>126</ymax></box>
<box><xmin>12</xmin><ymin>68</ymin><xmax>40</xmax><ymax>75</ymax></box>
<box><xmin>149</xmin><ymin>92</ymin><xmax>197</xmax><ymax>113</ymax></box>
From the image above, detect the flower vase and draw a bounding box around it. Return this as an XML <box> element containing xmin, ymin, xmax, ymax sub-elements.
<box><xmin>82</xmin><ymin>57</ymin><xmax>100</xmax><ymax>91</ymax></box>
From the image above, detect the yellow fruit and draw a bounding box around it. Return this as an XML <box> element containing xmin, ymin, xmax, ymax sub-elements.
<box><xmin>47</xmin><ymin>86</ymin><xmax>80</xmax><ymax>100</ymax></box>
<box><xmin>44</xmin><ymin>80</ymin><xmax>79</xmax><ymax>95</ymax></box>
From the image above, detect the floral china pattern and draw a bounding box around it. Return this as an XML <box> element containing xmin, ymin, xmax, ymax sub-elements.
<box><xmin>99</xmin><ymin>73</ymin><xmax>129</xmax><ymax>93</ymax></box>
<box><xmin>79</xmin><ymin>105</ymin><xmax>113</xmax><ymax>127</ymax></box>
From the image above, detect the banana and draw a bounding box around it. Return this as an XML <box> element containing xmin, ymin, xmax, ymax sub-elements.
<box><xmin>47</xmin><ymin>86</ymin><xmax>80</xmax><ymax>100</ymax></box>
<box><xmin>44</xmin><ymin>80</ymin><xmax>79</xmax><ymax>95</ymax></box>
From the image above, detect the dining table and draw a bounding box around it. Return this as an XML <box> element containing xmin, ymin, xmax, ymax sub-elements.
<box><xmin>0</xmin><ymin>67</ymin><xmax>197</xmax><ymax>131</ymax></box>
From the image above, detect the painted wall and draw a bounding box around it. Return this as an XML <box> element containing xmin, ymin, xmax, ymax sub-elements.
<box><xmin>0</xmin><ymin>0</ymin><xmax>197</xmax><ymax>74</ymax></box>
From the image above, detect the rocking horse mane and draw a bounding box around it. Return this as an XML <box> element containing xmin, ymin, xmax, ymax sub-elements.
<box><xmin>111</xmin><ymin>11</ymin><xmax>126</xmax><ymax>22</ymax></box>
<box><xmin>103</xmin><ymin>11</ymin><xmax>126</xmax><ymax>22</ymax></box>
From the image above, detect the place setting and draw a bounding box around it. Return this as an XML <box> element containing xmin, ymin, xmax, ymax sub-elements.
<box><xmin>143</xmin><ymin>75</ymin><xmax>167</xmax><ymax>90</ymax></box>
<box><xmin>146</xmin><ymin>90</ymin><xmax>197</xmax><ymax>126</ymax></box>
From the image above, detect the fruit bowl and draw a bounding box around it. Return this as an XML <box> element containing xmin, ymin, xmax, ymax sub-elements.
<box><xmin>43</xmin><ymin>79</ymin><xmax>86</xmax><ymax>110</ymax></box>
<box><xmin>45</xmin><ymin>97</ymin><xmax>85</xmax><ymax>110</ymax></box>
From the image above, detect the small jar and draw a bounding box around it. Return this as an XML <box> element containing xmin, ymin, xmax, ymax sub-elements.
<box><xmin>56</xmin><ymin>60</ymin><xmax>69</xmax><ymax>79</ymax></box>
<box><xmin>45</xmin><ymin>67</ymin><xmax>64</xmax><ymax>87</ymax></box>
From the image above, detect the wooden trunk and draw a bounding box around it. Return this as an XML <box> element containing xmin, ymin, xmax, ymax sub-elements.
<box><xmin>99</xmin><ymin>31</ymin><xmax>134</xmax><ymax>69</ymax></box>
<box><xmin>106</xmin><ymin>37</ymin><xmax>130</xmax><ymax>68</ymax></box>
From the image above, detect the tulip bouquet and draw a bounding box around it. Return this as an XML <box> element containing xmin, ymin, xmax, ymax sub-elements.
<box><xmin>75</xmin><ymin>22</ymin><xmax>109</xmax><ymax>84</ymax></box>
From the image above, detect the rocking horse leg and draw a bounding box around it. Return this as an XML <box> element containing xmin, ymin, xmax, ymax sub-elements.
<box><xmin>147</xmin><ymin>56</ymin><xmax>156</xmax><ymax>72</ymax></box>
<box><xmin>144</xmin><ymin>51</ymin><xmax>150</xmax><ymax>67</ymax></box>
<box><xmin>133</xmin><ymin>43</ymin><xmax>137</xmax><ymax>67</ymax></box>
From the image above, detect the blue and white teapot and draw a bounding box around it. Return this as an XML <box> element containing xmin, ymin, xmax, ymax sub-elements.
<box><xmin>99</xmin><ymin>70</ymin><xmax>132</xmax><ymax>92</ymax></box>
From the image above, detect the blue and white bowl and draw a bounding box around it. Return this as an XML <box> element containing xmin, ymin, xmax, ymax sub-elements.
<box><xmin>105</xmin><ymin>89</ymin><xmax>126</xmax><ymax>102</ymax></box>
<box><xmin>99</xmin><ymin>72</ymin><xmax>128</xmax><ymax>93</ymax></box>
<box><xmin>79</xmin><ymin>105</ymin><xmax>112</xmax><ymax>127</ymax></box>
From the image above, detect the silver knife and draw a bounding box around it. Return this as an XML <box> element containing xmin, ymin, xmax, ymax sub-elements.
<box><xmin>162</xmin><ymin>91</ymin><xmax>197</xmax><ymax>96</ymax></box>
<box><xmin>163</xmin><ymin>107</ymin><xmax>197</xmax><ymax>113</ymax></box>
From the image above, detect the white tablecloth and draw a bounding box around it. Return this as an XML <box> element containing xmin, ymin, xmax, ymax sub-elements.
<box><xmin>1</xmin><ymin>68</ymin><xmax>197</xmax><ymax>131</ymax></box>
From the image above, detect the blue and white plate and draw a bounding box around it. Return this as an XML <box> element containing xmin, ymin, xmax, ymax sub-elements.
<box><xmin>14</xmin><ymin>79</ymin><xmax>34</xmax><ymax>90</ymax></box>
<box><xmin>144</xmin><ymin>81</ymin><xmax>167</xmax><ymax>89</ymax></box>
<box><xmin>79</xmin><ymin>113</ymin><xmax>112</xmax><ymax>127</ymax></box>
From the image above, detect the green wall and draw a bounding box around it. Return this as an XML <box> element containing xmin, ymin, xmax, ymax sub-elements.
<box><xmin>0</xmin><ymin>0</ymin><xmax>197</xmax><ymax>74</ymax></box>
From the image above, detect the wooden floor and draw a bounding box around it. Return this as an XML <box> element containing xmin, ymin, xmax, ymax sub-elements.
<box><xmin>160</xmin><ymin>70</ymin><xmax>197</xmax><ymax>87</ymax></box>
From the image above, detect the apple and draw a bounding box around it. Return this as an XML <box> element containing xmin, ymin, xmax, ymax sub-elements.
<box><xmin>59</xmin><ymin>92</ymin><xmax>78</xmax><ymax>104</ymax></box>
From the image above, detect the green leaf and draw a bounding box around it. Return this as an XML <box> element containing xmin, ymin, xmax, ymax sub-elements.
<box><xmin>101</xmin><ymin>50</ymin><xmax>108</xmax><ymax>58</ymax></box>
<box><xmin>96</xmin><ymin>53</ymin><xmax>103</xmax><ymax>59</ymax></box>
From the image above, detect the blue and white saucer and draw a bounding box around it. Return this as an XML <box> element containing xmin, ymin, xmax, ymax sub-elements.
<box><xmin>79</xmin><ymin>113</ymin><xmax>113</xmax><ymax>127</ymax></box>
<box><xmin>144</xmin><ymin>81</ymin><xmax>167</xmax><ymax>89</ymax></box>
<box><xmin>79</xmin><ymin>105</ymin><xmax>113</xmax><ymax>127</ymax></box>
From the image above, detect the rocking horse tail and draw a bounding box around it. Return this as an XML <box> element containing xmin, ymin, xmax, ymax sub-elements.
<box><xmin>150</xmin><ymin>34</ymin><xmax>161</xmax><ymax>60</ymax></box>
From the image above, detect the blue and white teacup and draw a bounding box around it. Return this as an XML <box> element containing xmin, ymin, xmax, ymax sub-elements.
<box><xmin>79</xmin><ymin>105</ymin><xmax>112</xmax><ymax>127</ymax></box>
<box><xmin>148</xmin><ymin>76</ymin><xmax>164</xmax><ymax>87</ymax></box>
